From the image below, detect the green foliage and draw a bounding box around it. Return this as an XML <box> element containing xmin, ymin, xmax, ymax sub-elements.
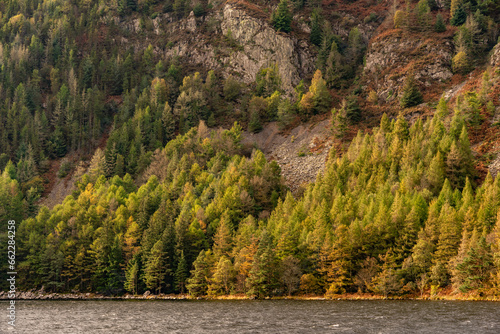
<box><xmin>255</xmin><ymin>65</ymin><xmax>282</xmax><ymax>98</ymax></box>
<box><xmin>394</xmin><ymin>10</ymin><xmax>406</xmax><ymax>29</ymax></box>
<box><xmin>345</xmin><ymin>95</ymin><xmax>361</xmax><ymax>124</ymax></box>
<box><xmin>452</xmin><ymin>51</ymin><xmax>470</xmax><ymax>74</ymax></box>
<box><xmin>310</xmin><ymin>9</ymin><xmax>323</xmax><ymax>46</ymax></box>
<box><xmin>3</xmin><ymin>0</ymin><xmax>500</xmax><ymax>300</ymax></box>
<box><xmin>435</xmin><ymin>14</ymin><xmax>447</xmax><ymax>32</ymax></box>
<box><xmin>193</xmin><ymin>3</ymin><xmax>205</xmax><ymax>17</ymax></box>
<box><xmin>57</xmin><ymin>159</ymin><xmax>72</xmax><ymax>178</ymax></box>
<box><xmin>299</xmin><ymin>70</ymin><xmax>332</xmax><ymax>116</ymax></box>
<box><xmin>400</xmin><ymin>74</ymin><xmax>423</xmax><ymax>108</ymax></box>
<box><xmin>248</xmin><ymin>110</ymin><xmax>263</xmax><ymax>133</ymax></box>
<box><xmin>272</xmin><ymin>0</ymin><xmax>292</xmax><ymax>33</ymax></box>
<box><xmin>416</xmin><ymin>0</ymin><xmax>431</xmax><ymax>30</ymax></box>
<box><xmin>451</xmin><ymin>4</ymin><xmax>467</xmax><ymax>26</ymax></box>
<box><xmin>223</xmin><ymin>76</ymin><xmax>241</xmax><ymax>102</ymax></box>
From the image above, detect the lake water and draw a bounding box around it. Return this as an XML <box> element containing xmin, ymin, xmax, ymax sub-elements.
<box><xmin>1</xmin><ymin>299</ymin><xmax>499</xmax><ymax>333</ymax></box>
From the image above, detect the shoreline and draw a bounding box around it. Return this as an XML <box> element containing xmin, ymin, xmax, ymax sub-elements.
<box><xmin>1</xmin><ymin>291</ymin><xmax>499</xmax><ymax>302</ymax></box>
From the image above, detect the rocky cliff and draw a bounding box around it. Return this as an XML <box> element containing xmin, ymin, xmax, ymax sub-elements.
<box><xmin>114</xmin><ymin>3</ymin><xmax>316</xmax><ymax>93</ymax></box>
<box><xmin>491</xmin><ymin>41</ymin><xmax>500</xmax><ymax>69</ymax></box>
<box><xmin>363</xmin><ymin>31</ymin><xmax>454</xmax><ymax>102</ymax></box>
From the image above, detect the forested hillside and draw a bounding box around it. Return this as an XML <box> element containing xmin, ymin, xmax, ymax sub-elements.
<box><xmin>1</xmin><ymin>0</ymin><xmax>500</xmax><ymax>298</ymax></box>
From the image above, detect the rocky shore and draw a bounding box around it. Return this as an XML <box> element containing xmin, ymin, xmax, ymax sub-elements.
<box><xmin>0</xmin><ymin>290</ymin><xmax>190</xmax><ymax>300</ymax></box>
<box><xmin>2</xmin><ymin>290</ymin><xmax>499</xmax><ymax>301</ymax></box>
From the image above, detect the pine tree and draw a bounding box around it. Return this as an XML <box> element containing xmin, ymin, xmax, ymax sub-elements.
<box><xmin>370</xmin><ymin>250</ymin><xmax>402</xmax><ymax>298</ymax></box>
<box><xmin>416</xmin><ymin>0</ymin><xmax>431</xmax><ymax>30</ymax></box>
<box><xmin>186</xmin><ymin>250</ymin><xmax>214</xmax><ymax>297</ymax></box>
<box><xmin>324</xmin><ymin>41</ymin><xmax>343</xmax><ymax>89</ymax></box>
<box><xmin>174</xmin><ymin>251</ymin><xmax>188</xmax><ymax>294</ymax></box>
<box><xmin>213</xmin><ymin>216</ymin><xmax>233</xmax><ymax>259</ymax></box>
<box><xmin>246</xmin><ymin>231</ymin><xmax>279</xmax><ymax>298</ymax></box>
<box><xmin>210</xmin><ymin>256</ymin><xmax>235</xmax><ymax>295</ymax></box>
<box><xmin>346</xmin><ymin>95</ymin><xmax>361</xmax><ymax>124</ymax></box>
<box><xmin>272</xmin><ymin>0</ymin><xmax>292</xmax><ymax>33</ymax></box>
<box><xmin>427</xmin><ymin>153</ymin><xmax>445</xmax><ymax>194</ymax></box>
<box><xmin>309</xmin><ymin>70</ymin><xmax>331</xmax><ymax>114</ymax></box>
<box><xmin>331</xmin><ymin>102</ymin><xmax>348</xmax><ymax>139</ymax></box>
<box><xmin>451</xmin><ymin>3</ymin><xmax>466</xmax><ymax>26</ymax></box>
<box><xmin>144</xmin><ymin>240</ymin><xmax>167</xmax><ymax>294</ymax></box>
<box><xmin>435</xmin><ymin>14</ymin><xmax>446</xmax><ymax>32</ymax></box>
<box><xmin>452</xmin><ymin>51</ymin><xmax>470</xmax><ymax>74</ymax></box>
<box><xmin>105</xmin><ymin>143</ymin><xmax>117</xmax><ymax>177</ymax></box>
<box><xmin>400</xmin><ymin>74</ymin><xmax>423</xmax><ymax>108</ymax></box>
<box><xmin>248</xmin><ymin>110</ymin><xmax>262</xmax><ymax>133</ymax></box>
<box><xmin>310</xmin><ymin>9</ymin><xmax>322</xmax><ymax>46</ymax></box>
<box><xmin>124</xmin><ymin>256</ymin><xmax>139</xmax><ymax>294</ymax></box>
<box><xmin>394</xmin><ymin>10</ymin><xmax>406</xmax><ymax>29</ymax></box>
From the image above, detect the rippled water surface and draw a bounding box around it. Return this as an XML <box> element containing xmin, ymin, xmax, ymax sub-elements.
<box><xmin>1</xmin><ymin>299</ymin><xmax>500</xmax><ymax>333</ymax></box>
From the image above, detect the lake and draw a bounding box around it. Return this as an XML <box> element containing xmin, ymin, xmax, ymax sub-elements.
<box><xmin>1</xmin><ymin>299</ymin><xmax>499</xmax><ymax>333</ymax></box>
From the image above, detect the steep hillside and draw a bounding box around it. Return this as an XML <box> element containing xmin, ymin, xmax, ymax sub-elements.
<box><xmin>2</xmin><ymin>0</ymin><xmax>500</xmax><ymax>301</ymax></box>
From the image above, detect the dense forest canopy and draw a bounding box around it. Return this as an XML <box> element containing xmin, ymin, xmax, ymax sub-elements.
<box><xmin>0</xmin><ymin>0</ymin><xmax>499</xmax><ymax>298</ymax></box>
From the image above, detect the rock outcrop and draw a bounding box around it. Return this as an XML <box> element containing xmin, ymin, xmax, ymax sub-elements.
<box><xmin>121</xmin><ymin>4</ymin><xmax>317</xmax><ymax>93</ymax></box>
<box><xmin>491</xmin><ymin>41</ymin><xmax>500</xmax><ymax>68</ymax></box>
<box><xmin>242</xmin><ymin>119</ymin><xmax>332</xmax><ymax>192</ymax></box>
<box><xmin>364</xmin><ymin>32</ymin><xmax>453</xmax><ymax>101</ymax></box>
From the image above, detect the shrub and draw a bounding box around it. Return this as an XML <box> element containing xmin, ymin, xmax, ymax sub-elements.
<box><xmin>364</xmin><ymin>13</ymin><xmax>378</xmax><ymax>24</ymax></box>
<box><xmin>367</xmin><ymin>90</ymin><xmax>378</xmax><ymax>104</ymax></box>
<box><xmin>193</xmin><ymin>3</ymin><xmax>205</xmax><ymax>17</ymax></box>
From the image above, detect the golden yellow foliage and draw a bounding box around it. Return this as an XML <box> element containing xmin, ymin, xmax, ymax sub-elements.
<box><xmin>452</xmin><ymin>51</ymin><xmax>470</xmax><ymax>74</ymax></box>
<box><xmin>394</xmin><ymin>10</ymin><xmax>406</xmax><ymax>29</ymax></box>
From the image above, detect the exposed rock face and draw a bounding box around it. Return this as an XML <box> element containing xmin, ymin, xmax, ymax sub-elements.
<box><xmin>491</xmin><ymin>42</ymin><xmax>500</xmax><ymax>68</ymax></box>
<box><xmin>219</xmin><ymin>5</ymin><xmax>315</xmax><ymax>91</ymax></box>
<box><xmin>242</xmin><ymin>119</ymin><xmax>332</xmax><ymax>192</ymax></box>
<box><xmin>156</xmin><ymin>4</ymin><xmax>316</xmax><ymax>93</ymax></box>
<box><xmin>490</xmin><ymin>154</ymin><xmax>500</xmax><ymax>178</ymax></box>
<box><xmin>364</xmin><ymin>33</ymin><xmax>453</xmax><ymax>101</ymax></box>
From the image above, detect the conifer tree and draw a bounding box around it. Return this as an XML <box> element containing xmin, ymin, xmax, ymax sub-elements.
<box><xmin>400</xmin><ymin>74</ymin><xmax>423</xmax><ymax>108</ymax></box>
<box><xmin>247</xmin><ymin>231</ymin><xmax>279</xmax><ymax>298</ymax></box>
<box><xmin>435</xmin><ymin>14</ymin><xmax>446</xmax><ymax>32</ymax></box>
<box><xmin>175</xmin><ymin>251</ymin><xmax>188</xmax><ymax>294</ymax></box>
<box><xmin>346</xmin><ymin>95</ymin><xmax>361</xmax><ymax>124</ymax></box>
<box><xmin>213</xmin><ymin>216</ymin><xmax>233</xmax><ymax>259</ymax></box>
<box><xmin>394</xmin><ymin>10</ymin><xmax>406</xmax><ymax>29</ymax></box>
<box><xmin>144</xmin><ymin>240</ymin><xmax>167</xmax><ymax>294</ymax></box>
<box><xmin>451</xmin><ymin>3</ymin><xmax>467</xmax><ymax>26</ymax></box>
<box><xmin>310</xmin><ymin>9</ymin><xmax>323</xmax><ymax>46</ymax></box>
<box><xmin>272</xmin><ymin>0</ymin><xmax>292</xmax><ymax>33</ymax></box>
<box><xmin>210</xmin><ymin>256</ymin><xmax>235</xmax><ymax>295</ymax></box>
<box><xmin>416</xmin><ymin>0</ymin><xmax>431</xmax><ymax>30</ymax></box>
<box><xmin>248</xmin><ymin>110</ymin><xmax>262</xmax><ymax>133</ymax></box>
<box><xmin>452</xmin><ymin>51</ymin><xmax>470</xmax><ymax>74</ymax></box>
<box><xmin>187</xmin><ymin>250</ymin><xmax>214</xmax><ymax>297</ymax></box>
<box><xmin>124</xmin><ymin>256</ymin><xmax>140</xmax><ymax>295</ymax></box>
<box><xmin>370</xmin><ymin>250</ymin><xmax>402</xmax><ymax>298</ymax></box>
<box><xmin>300</xmin><ymin>70</ymin><xmax>331</xmax><ymax>115</ymax></box>
<box><xmin>331</xmin><ymin>102</ymin><xmax>348</xmax><ymax>139</ymax></box>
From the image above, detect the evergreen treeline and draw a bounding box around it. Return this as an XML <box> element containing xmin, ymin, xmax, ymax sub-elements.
<box><xmin>8</xmin><ymin>101</ymin><xmax>500</xmax><ymax>298</ymax></box>
<box><xmin>0</xmin><ymin>0</ymin><xmax>500</xmax><ymax>299</ymax></box>
<box><xmin>0</xmin><ymin>0</ymin><xmax>299</xmax><ymax>216</ymax></box>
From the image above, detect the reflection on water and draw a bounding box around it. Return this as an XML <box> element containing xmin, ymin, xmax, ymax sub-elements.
<box><xmin>1</xmin><ymin>299</ymin><xmax>500</xmax><ymax>333</ymax></box>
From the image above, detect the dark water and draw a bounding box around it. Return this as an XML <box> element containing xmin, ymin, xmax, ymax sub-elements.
<box><xmin>1</xmin><ymin>299</ymin><xmax>499</xmax><ymax>333</ymax></box>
